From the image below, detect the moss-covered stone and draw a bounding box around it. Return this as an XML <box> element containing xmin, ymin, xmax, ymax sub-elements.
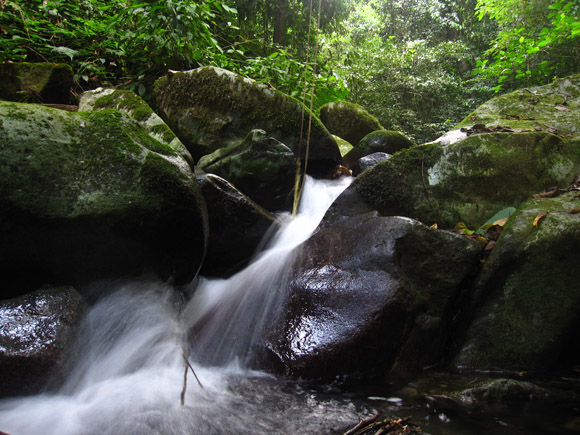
<box><xmin>319</xmin><ymin>101</ymin><xmax>383</xmax><ymax>146</ymax></box>
<box><xmin>0</xmin><ymin>62</ymin><xmax>73</xmax><ymax>104</ymax></box>
<box><xmin>79</xmin><ymin>88</ymin><xmax>194</xmax><ymax>167</ymax></box>
<box><xmin>197</xmin><ymin>129</ymin><xmax>296</xmax><ymax>211</ymax></box>
<box><xmin>0</xmin><ymin>101</ymin><xmax>207</xmax><ymax>293</ymax></box>
<box><xmin>153</xmin><ymin>66</ymin><xmax>341</xmax><ymax>174</ymax></box>
<box><xmin>328</xmin><ymin>130</ymin><xmax>580</xmax><ymax>230</ymax></box>
<box><xmin>343</xmin><ymin>130</ymin><xmax>414</xmax><ymax>168</ymax></box>
<box><xmin>454</xmin><ymin>192</ymin><xmax>580</xmax><ymax>372</ymax></box>
<box><xmin>455</xmin><ymin>74</ymin><xmax>580</xmax><ymax>142</ymax></box>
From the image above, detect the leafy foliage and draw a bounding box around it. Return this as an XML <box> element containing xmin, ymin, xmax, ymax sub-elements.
<box><xmin>475</xmin><ymin>0</ymin><xmax>580</xmax><ymax>91</ymax></box>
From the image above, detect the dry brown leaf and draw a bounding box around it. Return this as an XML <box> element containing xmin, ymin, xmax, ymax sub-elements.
<box><xmin>569</xmin><ymin>208</ymin><xmax>580</xmax><ymax>214</ymax></box>
<box><xmin>555</xmin><ymin>105</ymin><xmax>571</xmax><ymax>112</ymax></box>
<box><xmin>484</xmin><ymin>240</ymin><xmax>496</xmax><ymax>251</ymax></box>
<box><xmin>493</xmin><ymin>217</ymin><xmax>508</xmax><ymax>226</ymax></box>
<box><xmin>533</xmin><ymin>212</ymin><xmax>548</xmax><ymax>228</ymax></box>
<box><xmin>430</xmin><ymin>223</ymin><xmax>438</xmax><ymax>229</ymax></box>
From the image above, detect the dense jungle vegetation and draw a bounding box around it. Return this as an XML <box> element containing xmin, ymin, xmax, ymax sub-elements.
<box><xmin>1</xmin><ymin>0</ymin><xmax>579</xmax><ymax>143</ymax></box>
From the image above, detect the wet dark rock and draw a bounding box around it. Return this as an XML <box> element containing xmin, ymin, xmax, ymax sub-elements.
<box><xmin>0</xmin><ymin>285</ymin><xmax>85</xmax><ymax>397</ymax></box>
<box><xmin>351</xmin><ymin>152</ymin><xmax>391</xmax><ymax>176</ymax></box>
<box><xmin>263</xmin><ymin>213</ymin><xmax>482</xmax><ymax>382</ymax></box>
<box><xmin>454</xmin><ymin>192</ymin><xmax>580</xmax><ymax>373</ymax></box>
<box><xmin>154</xmin><ymin>66</ymin><xmax>341</xmax><ymax>175</ymax></box>
<box><xmin>343</xmin><ymin>130</ymin><xmax>414</xmax><ymax>168</ymax></box>
<box><xmin>0</xmin><ymin>101</ymin><xmax>207</xmax><ymax>295</ymax></box>
<box><xmin>198</xmin><ymin>129</ymin><xmax>297</xmax><ymax>211</ymax></box>
<box><xmin>0</xmin><ymin>62</ymin><xmax>73</xmax><ymax>104</ymax></box>
<box><xmin>319</xmin><ymin>101</ymin><xmax>383</xmax><ymax>147</ymax></box>
<box><xmin>197</xmin><ymin>173</ymin><xmax>278</xmax><ymax>276</ymax></box>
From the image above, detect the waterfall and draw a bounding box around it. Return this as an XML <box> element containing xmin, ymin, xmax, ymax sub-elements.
<box><xmin>0</xmin><ymin>175</ymin><xmax>356</xmax><ymax>435</ymax></box>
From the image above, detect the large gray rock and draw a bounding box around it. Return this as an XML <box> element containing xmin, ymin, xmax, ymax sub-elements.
<box><xmin>319</xmin><ymin>101</ymin><xmax>383</xmax><ymax>146</ymax></box>
<box><xmin>327</xmin><ymin>75</ymin><xmax>580</xmax><ymax>230</ymax></box>
<box><xmin>197</xmin><ymin>173</ymin><xmax>278</xmax><ymax>276</ymax></box>
<box><xmin>198</xmin><ymin>129</ymin><xmax>297</xmax><ymax>211</ymax></box>
<box><xmin>153</xmin><ymin>66</ymin><xmax>341</xmax><ymax>175</ymax></box>
<box><xmin>262</xmin><ymin>213</ymin><xmax>482</xmax><ymax>382</ymax></box>
<box><xmin>0</xmin><ymin>285</ymin><xmax>84</xmax><ymax>396</ymax></box>
<box><xmin>0</xmin><ymin>101</ymin><xmax>207</xmax><ymax>296</ymax></box>
<box><xmin>342</xmin><ymin>130</ymin><xmax>413</xmax><ymax>168</ymax></box>
<box><xmin>454</xmin><ymin>191</ymin><xmax>580</xmax><ymax>373</ymax></box>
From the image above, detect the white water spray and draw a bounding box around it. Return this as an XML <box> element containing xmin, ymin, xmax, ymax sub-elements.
<box><xmin>0</xmin><ymin>175</ymin><xmax>353</xmax><ymax>435</ymax></box>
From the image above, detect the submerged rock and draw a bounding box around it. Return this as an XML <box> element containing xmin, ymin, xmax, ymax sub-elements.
<box><xmin>197</xmin><ymin>129</ymin><xmax>297</xmax><ymax>211</ymax></box>
<box><xmin>79</xmin><ymin>88</ymin><xmax>194</xmax><ymax>167</ymax></box>
<box><xmin>197</xmin><ymin>173</ymin><xmax>278</xmax><ymax>276</ymax></box>
<box><xmin>263</xmin><ymin>213</ymin><xmax>481</xmax><ymax>382</ymax></box>
<box><xmin>0</xmin><ymin>62</ymin><xmax>73</xmax><ymax>104</ymax></box>
<box><xmin>454</xmin><ymin>191</ymin><xmax>580</xmax><ymax>373</ymax></box>
<box><xmin>154</xmin><ymin>66</ymin><xmax>341</xmax><ymax>175</ymax></box>
<box><xmin>319</xmin><ymin>101</ymin><xmax>383</xmax><ymax>146</ymax></box>
<box><xmin>343</xmin><ymin>130</ymin><xmax>414</xmax><ymax>168</ymax></box>
<box><xmin>0</xmin><ymin>101</ymin><xmax>207</xmax><ymax>295</ymax></box>
<box><xmin>0</xmin><ymin>285</ymin><xmax>84</xmax><ymax>396</ymax></box>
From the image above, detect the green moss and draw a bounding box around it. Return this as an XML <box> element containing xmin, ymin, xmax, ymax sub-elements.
<box><xmin>93</xmin><ymin>90</ymin><xmax>153</xmax><ymax>122</ymax></box>
<box><xmin>320</xmin><ymin>101</ymin><xmax>384</xmax><ymax>146</ymax></box>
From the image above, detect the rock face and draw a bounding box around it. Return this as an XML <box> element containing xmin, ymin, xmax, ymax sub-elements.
<box><xmin>154</xmin><ymin>66</ymin><xmax>341</xmax><ymax>174</ymax></box>
<box><xmin>198</xmin><ymin>129</ymin><xmax>297</xmax><ymax>211</ymax></box>
<box><xmin>0</xmin><ymin>285</ymin><xmax>84</xmax><ymax>396</ymax></box>
<box><xmin>79</xmin><ymin>88</ymin><xmax>194</xmax><ymax>167</ymax></box>
<box><xmin>454</xmin><ymin>192</ymin><xmax>580</xmax><ymax>373</ymax></box>
<box><xmin>197</xmin><ymin>173</ymin><xmax>278</xmax><ymax>276</ymax></box>
<box><xmin>329</xmin><ymin>131</ymin><xmax>580</xmax><ymax>230</ymax></box>
<box><xmin>0</xmin><ymin>62</ymin><xmax>73</xmax><ymax>104</ymax></box>
<box><xmin>0</xmin><ymin>101</ymin><xmax>207</xmax><ymax>295</ymax></box>
<box><xmin>328</xmin><ymin>74</ymin><xmax>580</xmax><ymax>231</ymax></box>
<box><xmin>319</xmin><ymin>101</ymin><xmax>383</xmax><ymax>146</ymax></box>
<box><xmin>343</xmin><ymin>130</ymin><xmax>414</xmax><ymax>168</ymax></box>
<box><xmin>263</xmin><ymin>213</ymin><xmax>482</xmax><ymax>381</ymax></box>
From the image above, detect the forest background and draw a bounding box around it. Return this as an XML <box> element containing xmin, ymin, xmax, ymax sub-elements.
<box><xmin>1</xmin><ymin>0</ymin><xmax>579</xmax><ymax>143</ymax></box>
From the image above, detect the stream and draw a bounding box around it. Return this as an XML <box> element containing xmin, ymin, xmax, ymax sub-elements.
<box><xmin>0</xmin><ymin>176</ymin><xmax>578</xmax><ymax>434</ymax></box>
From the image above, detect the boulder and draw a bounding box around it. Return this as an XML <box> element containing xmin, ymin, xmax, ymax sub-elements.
<box><xmin>262</xmin><ymin>213</ymin><xmax>482</xmax><ymax>382</ymax></box>
<box><xmin>319</xmin><ymin>101</ymin><xmax>383</xmax><ymax>146</ymax></box>
<box><xmin>79</xmin><ymin>88</ymin><xmax>194</xmax><ymax>167</ymax></box>
<box><xmin>0</xmin><ymin>101</ymin><xmax>207</xmax><ymax>296</ymax></box>
<box><xmin>327</xmin><ymin>75</ymin><xmax>580</xmax><ymax>230</ymax></box>
<box><xmin>343</xmin><ymin>130</ymin><xmax>414</xmax><ymax>168</ymax></box>
<box><xmin>198</xmin><ymin>129</ymin><xmax>297</xmax><ymax>211</ymax></box>
<box><xmin>197</xmin><ymin>173</ymin><xmax>278</xmax><ymax>277</ymax></box>
<box><xmin>0</xmin><ymin>285</ymin><xmax>84</xmax><ymax>396</ymax></box>
<box><xmin>0</xmin><ymin>62</ymin><xmax>73</xmax><ymax>104</ymax></box>
<box><xmin>153</xmin><ymin>66</ymin><xmax>341</xmax><ymax>175</ymax></box>
<box><xmin>351</xmin><ymin>152</ymin><xmax>391</xmax><ymax>176</ymax></box>
<box><xmin>453</xmin><ymin>191</ymin><xmax>580</xmax><ymax>373</ymax></box>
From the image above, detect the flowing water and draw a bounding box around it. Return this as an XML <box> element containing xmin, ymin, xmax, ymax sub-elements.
<box><xmin>0</xmin><ymin>176</ymin><xmax>365</xmax><ymax>435</ymax></box>
<box><xmin>1</xmin><ymin>175</ymin><xmax>578</xmax><ymax>435</ymax></box>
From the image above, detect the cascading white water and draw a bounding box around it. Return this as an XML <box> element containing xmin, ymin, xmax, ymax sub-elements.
<box><xmin>0</xmin><ymin>175</ymin><xmax>357</xmax><ymax>435</ymax></box>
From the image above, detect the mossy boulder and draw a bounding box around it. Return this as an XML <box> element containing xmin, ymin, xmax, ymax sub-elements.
<box><xmin>319</xmin><ymin>101</ymin><xmax>383</xmax><ymax>146</ymax></box>
<box><xmin>154</xmin><ymin>66</ymin><xmax>341</xmax><ymax>174</ymax></box>
<box><xmin>343</xmin><ymin>130</ymin><xmax>414</xmax><ymax>168</ymax></box>
<box><xmin>456</xmin><ymin>73</ymin><xmax>580</xmax><ymax>141</ymax></box>
<box><xmin>197</xmin><ymin>129</ymin><xmax>297</xmax><ymax>211</ymax></box>
<box><xmin>453</xmin><ymin>192</ymin><xmax>580</xmax><ymax>373</ymax></box>
<box><xmin>79</xmin><ymin>87</ymin><xmax>194</xmax><ymax>167</ymax></box>
<box><xmin>0</xmin><ymin>101</ymin><xmax>207</xmax><ymax>294</ymax></box>
<box><xmin>0</xmin><ymin>62</ymin><xmax>73</xmax><ymax>104</ymax></box>
<box><xmin>261</xmin><ymin>213</ymin><xmax>482</xmax><ymax>382</ymax></box>
<box><xmin>0</xmin><ymin>285</ymin><xmax>84</xmax><ymax>396</ymax></box>
<box><xmin>197</xmin><ymin>173</ymin><xmax>278</xmax><ymax>277</ymax></box>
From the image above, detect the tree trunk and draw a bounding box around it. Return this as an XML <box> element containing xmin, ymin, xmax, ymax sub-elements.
<box><xmin>273</xmin><ymin>0</ymin><xmax>288</xmax><ymax>46</ymax></box>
